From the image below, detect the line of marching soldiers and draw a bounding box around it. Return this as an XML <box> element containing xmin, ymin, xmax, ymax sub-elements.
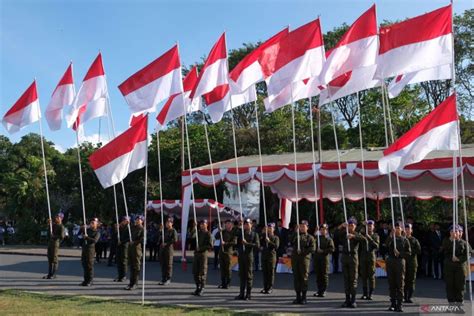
<box><xmin>45</xmin><ymin>213</ymin><xmax>471</xmax><ymax>311</ymax></box>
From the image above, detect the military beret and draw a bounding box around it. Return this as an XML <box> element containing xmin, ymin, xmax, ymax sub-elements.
<box><xmin>120</xmin><ymin>216</ymin><xmax>130</xmax><ymax>222</ymax></box>
<box><xmin>198</xmin><ymin>219</ymin><xmax>208</xmax><ymax>225</ymax></box>
<box><xmin>90</xmin><ymin>217</ymin><xmax>99</xmax><ymax>223</ymax></box>
<box><xmin>347</xmin><ymin>218</ymin><xmax>357</xmax><ymax>225</ymax></box>
<box><xmin>367</xmin><ymin>220</ymin><xmax>375</xmax><ymax>225</ymax></box>
<box><xmin>320</xmin><ymin>223</ymin><xmax>328</xmax><ymax>229</ymax></box>
<box><xmin>135</xmin><ymin>215</ymin><xmax>144</xmax><ymax>221</ymax></box>
<box><xmin>457</xmin><ymin>225</ymin><xmax>464</xmax><ymax>232</ymax></box>
<box><xmin>244</xmin><ymin>218</ymin><xmax>252</xmax><ymax>224</ymax></box>
<box><xmin>166</xmin><ymin>217</ymin><xmax>174</xmax><ymax>223</ymax></box>
<box><xmin>394</xmin><ymin>221</ymin><xmax>402</xmax><ymax>227</ymax></box>
<box><xmin>300</xmin><ymin>220</ymin><xmax>309</xmax><ymax>226</ymax></box>
<box><xmin>405</xmin><ymin>223</ymin><xmax>412</xmax><ymax>229</ymax></box>
<box><xmin>55</xmin><ymin>212</ymin><xmax>64</xmax><ymax>219</ymax></box>
<box><xmin>267</xmin><ymin>222</ymin><xmax>275</xmax><ymax>228</ymax></box>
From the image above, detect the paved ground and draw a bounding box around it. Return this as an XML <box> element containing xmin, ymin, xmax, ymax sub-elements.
<box><xmin>0</xmin><ymin>248</ymin><xmax>472</xmax><ymax>315</ymax></box>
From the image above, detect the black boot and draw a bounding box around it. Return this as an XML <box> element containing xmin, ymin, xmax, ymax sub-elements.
<box><xmin>192</xmin><ymin>284</ymin><xmax>200</xmax><ymax>295</ymax></box>
<box><xmin>235</xmin><ymin>284</ymin><xmax>245</xmax><ymax>300</ymax></box>
<box><xmin>266</xmin><ymin>286</ymin><xmax>273</xmax><ymax>294</ymax></box>
<box><xmin>245</xmin><ymin>286</ymin><xmax>252</xmax><ymax>300</ymax></box>
<box><xmin>341</xmin><ymin>294</ymin><xmax>350</xmax><ymax>307</ymax></box>
<box><xmin>395</xmin><ymin>299</ymin><xmax>403</xmax><ymax>312</ymax></box>
<box><xmin>293</xmin><ymin>291</ymin><xmax>301</xmax><ymax>304</ymax></box>
<box><xmin>406</xmin><ymin>289</ymin><xmax>414</xmax><ymax>303</ymax></box>
<box><xmin>218</xmin><ymin>277</ymin><xmax>226</xmax><ymax>289</ymax></box>
<box><xmin>197</xmin><ymin>284</ymin><xmax>204</xmax><ymax>296</ymax></box>
<box><xmin>50</xmin><ymin>263</ymin><xmax>58</xmax><ymax>279</ymax></box>
<box><xmin>350</xmin><ymin>293</ymin><xmax>357</xmax><ymax>308</ymax></box>
<box><xmin>360</xmin><ymin>286</ymin><xmax>368</xmax><ymax>300</ymax></box>
<box><xmin>43</xmin><ymin>263</ymin><xmax>53</xmax><ymax>279</ymax></box>
<box><xmin>301</xmin><ymin>291</ymin><xmax>307</xmax><ymax>305</ymax></box>
<box><xmin>224</xmin><ymin>277</ymin><xmax>230</xmax><ymax>289</ymax></box>
<box><xmin>388</xmin><ymin>299</ymin><xmax>396</xmax><ymax>311</ymax></box>
<box><xmin>367</xmin><ymin>288</ymin><xmax>374</xmax><ymax>300</ymax></box>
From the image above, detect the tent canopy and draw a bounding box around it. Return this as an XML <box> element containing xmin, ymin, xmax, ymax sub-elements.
<box><xmin>147</xmin><ymin>199</ymin><xmax>239</xmax><ymax>221</ymax></box>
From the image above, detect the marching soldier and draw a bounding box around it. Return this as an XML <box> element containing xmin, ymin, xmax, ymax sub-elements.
<box><xmin>114</xmin><ymin>216</ymin><xmax>130</xmax><ymax>282</ymax></box>
<box><xmin>125</xmin><ymin>215</ymin><xmax>144</xmax><ymax>290</ymax></box>
<box><xmin>313</xmin><ymin>223</ymin><xmax>334</xmax><ymax>298</ymax></box>
<box><xmin>235</xmin><ymin>218</ymin><xmax>259</xmax><ymax>301</ymax></box>
<box><xmin>339</xmin><ymin>218</ymin><xmax>366</xmax><ymax>308</ymax></box>
<box><xmin>358</xmin><ymin>220</ymin><xmax>380</xmax><ymax>300</ymax></box>
<box><xmin>43</xmin><ymin>212</ymin><xmax>65</xmax><ymax>279</ymax></box>
<box><xmin>192</xmin><ymin>219</ymin><xmax>213</xmax><ymax>296</ymax></box>
<box><xmin>217</xmin><ymin>220</ymin><xmax>237</xmax><ymax>289</ymax></box>
<box><xmin>441</xmin><ymin>225</ymin><xmax>469</xmax><ymax>303</ymax></box>
<box><xmin>80</xmin><ymin>218</ymin><xmax>101</xmax><ymax>286</ymax></box>
<box><xmin>159</xmin><ymin>217</ymin><xmax>178</xmax><ymax>285</ymax></box>
<box><xmin>260</xmin><ymin>223</ymin><xmax>280</xmax><ymax>294</ymax></box>
<box><xmin>404</xmin><ymin>223</ymin><xmax>421</xmax><ymax>303</ymax></box>
<box><xmin>291</xmin><ymin>220</ymin><xmax>316</xmax><ymax>305</ymax></box>
<box><xmin>386</xmin><ymin>222</ymin><xmax>411</xmax><ymax>312</ymax></box>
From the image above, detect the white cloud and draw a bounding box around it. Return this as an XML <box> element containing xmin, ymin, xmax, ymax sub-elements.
<box><xmin>53</xmin><ymin>144</ymin><xmax>66</xmax><ymax>153</ymax></box>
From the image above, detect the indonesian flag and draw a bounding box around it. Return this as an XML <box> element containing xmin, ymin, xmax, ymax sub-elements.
<box><xmin>265</xmin><ymin>19</ymin><xmax>325</xmax><ymax>97</ymax></box>
<box><xmin>378</xmin><ymin>94</ymin><xmax>459</xmax><ymax>174</ymax></box>
<box><xmin>319</xmin><ymin>5</ymin><xmax>378</xmax><ymax>84</ymax></box>
<box><xmin>89</xmin><ymin>114</ymin><xmax>148</xmax><ymax>188</ymax></box>
<box><xmin>375</xmin><ymin>5</ymin><xmax>453</xmax><ymax>79</ymax></box>
<box><xmin>264</xmin><ymin>77</ymin><xmax>323</xmax><ymax>113</ymax></box>
<box><xmin>45</xmin><ymin>63</ymin><xmax>75</xmax><ymax>131</ymax></box>
<box><xmin>2</xmin><ymin>81</ymin><xmax>41</xmax><ymax>134</ymax></box>
<box><xmin>387</xmin><ymin>63</ymin><xmax>452</xmax><ymax>98</ymax></box>
<box><xmin>229</xmin><ymin>28</ymin><xmax>289</xmax><ymax>92</ymax></box>
<box><xmin>66</xmin><ymin>53</ymin><xmax>108</xmax><ymax>130</ymax></box>
<box><xmin>156</xmin><ymin>66</ymin><xmax>201</xmax><ymax>129</ymax></box>
<box><xmin>319</xmin><ymin>64</ymin><xmax>380</xmax><ymax>106</ymax></box>
<box><xmin>119</xmin><ymin>44</ymin><xmax>183</xmax><ymax>114</ymax></box>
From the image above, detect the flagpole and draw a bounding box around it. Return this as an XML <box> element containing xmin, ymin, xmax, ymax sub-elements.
<box><xmin>155</xmin><ymin>130</ymin><xmax>165</xmax><ymax>245</ymax></box>
<box><xmin>452</xmin><ymin>152</ymin><xmax>457</xmax><ymax>259</ymax></box>
<box><xmin>38</xmin><ymin>113</ymin><xmax>53</xmax><ymax>234</ymax></box>
<box><xmin>308</xmin><ymin>97</ymin><xmax>320</xmax><ymax>248</ymax></box>
<box><xmin>141</xmin><ymin>114</ymin><xmax>149</xmax><ymax>305</ymax></box>
<box><xmin>356</xmin><ymin>92</ymin><xmax>369</xmax><ymax>249</ymax></box>
<box><xmin>74</xmin><ymin>128</ymin><xmax>88</xmax><ymax>236</ymax></box>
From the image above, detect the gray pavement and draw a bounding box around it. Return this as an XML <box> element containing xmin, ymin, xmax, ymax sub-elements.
<box><xmin>0</xmin><ymin>251</ymin><xmax>472</xmax><ymax>315</ymax></box>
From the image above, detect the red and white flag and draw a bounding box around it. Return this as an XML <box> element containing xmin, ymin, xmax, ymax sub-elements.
<box><xmin>89</xmin><ymin>114</ymin><xmax>148</xmax><ymax>188</ymax></box>
<box><xmin>2</xmin><ymin>81</ymin><xmax>41</xmax><ymax>134</ymax></box>
<box><xmin>319</xmin><ymin>5</ymin><xmax>378</xmax><ymax>84</ymax></box>
<box><xmin>265</xmin><ymin>19</ymin><xmax>325</xmax><ymax>97</ymax></box>
<box><xmin>156</xmin><ymin>66</ymin><xmax>201</xmax><ymax>129</ymax></box>
<box><xmin>387</xmin><ymin>63</ymin><xmax>452</xmax><ymax>98</ymax></box>
<box><xmin>229</xmin><ymin>28</ymin><xmax>289</xmax><ymax>92</ymax></box>
<box><xmin>378</xmin><ymin>94</ymin><xmax>459</xmax><ymax>174</ymax></box>
<box><xmin>46</xmin><ymin>63</ymin><xmax>75</xmax><ymax>131</ymax></box>
<box><xmin>66</xmin><ymin>53</ymin><xmax>108</xmax><ymax>130</ymax></box>
<box><xmin>375</xmin><ymin>5</ymin><xmax>453</xmax><ymax>79</ymax></box>
<box><xmin>119</xmin><ymin>44</ymin><xmax>183</xmax><ymax>114</ymax></box>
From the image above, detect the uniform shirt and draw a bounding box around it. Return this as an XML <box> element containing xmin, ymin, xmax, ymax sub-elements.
<box><xmin>358</xmin><ymin>231</ymin><xmax>380</xmax><ymax>259</ymax></box>
<box><xmin>405</xmin><ymin>235</ymin><xmax>421</xmax><ymax>259</ymax></box>
<box><xmin>237</xmin><ymin>230</ymin><xmax>260</xmax><ymax>256</ymax></box>
<box><xmin>291</xmin><ymin>232</ymin><xmax>316</xmax><ymax>257</ymax></box>
<box><xmin>217</xmin><ymin>229</ymin><xmax>237</xmax><ymax>253</ymax></box>
<box><xmin>339</xmin><ymin>231</ymin><xmax>365</xmax><ymax>255</ymax></box>
<box><xmin>260</xmin><ymin>234</ymin><xmax>280</xmax><ymax>257</ymax></box>
<box><xmin>49</xmin><ymin>223</ymin><xmax>65</xmax><ymax>242</ymax></box>
<box><xmin>441</xmin><ymin>238</ymin><xmax>469</xmax><ymax>264</ymax></box>
<box><xmin>385</xmin><ymin>235</ymin><xmax>411</xmax><ymax>258</ymax></box>
<box><xmin>119</xmin><ymin>225</ymin><xmax>130</xmax><ymax>243</ymax></box>
<box><xmin>195</xmin><ymin>230</ymin><xmax>213</xmax><ymax>253</ymax></box>
<box><xmin>83</xmin><ymin>228</ymin><xmax>100</xmax><ymax>248</ymax></box>
<box><xmin>314</xmin><ymin>235</ymin><xmax>335</xmax><ymax>257</ymax></box>
<box><xmin>162</xmin><ymin>228</ymin><xmax>178</xmax><ymax>249</ymax></box>
<box><xmin>130</xmin><ymin>224</ymin><xmax>144</xmax><ymax>245</ymax></box>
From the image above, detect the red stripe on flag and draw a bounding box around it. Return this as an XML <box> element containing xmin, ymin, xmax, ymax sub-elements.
<box><xmin>156</xmin><ymin>93</ymin><xmax>180</xmax><ymax>125</ymax></box>
<box><xmin>4</xmin><ymin>81</ymin><xmax>38</xmax><ymax>118</ymax></box>
<box><xmin>329</xmin><ymin>71</ymin><xmax>352</xmax><ymax>87</ymax></box>
<box><xmin>332</xmin><ymin>5</ymin><xmax>377</xmax><ymax>49</ymax></box>
<box><xmin>52</xmin><ymin>64</ymin><xmax>74</xmax><ymax>95</ymax></box>
<box><xmin>83</xmin><ymin>53</ymin><xmax>105</xmax><ymax>81</ymax></box>
<box><xmin>183</xmin><ymin>66</ymin><xmax>199</xmax><ymax>92</ymax></box>
<box><xmin>379</xmin><ymin>5</ymin><xmax>452</xmax><ymax>55</ymax></box>
<box><xmin>204</xmin><ymin>84</ymin><xmax>229</xmax><ymax>105</ymax></box>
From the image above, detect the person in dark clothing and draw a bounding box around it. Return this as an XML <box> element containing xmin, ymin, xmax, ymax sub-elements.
<box><xmin>428</xmin><ymin>223</ymin><xmax>444</xmax><ymax>279</ymax></box>
<box><xmin>125</xmin><ymin>215</ymin><xmax>144</xmax><ymax>290</ymax></box>
<box><xmin>108</xmin><ymin>222</ymin><xmax>118</xmax><ymax>266</ymax></box>
<box><xmin>377</xmin><ymin>221</ymin><xmax>390</xmax><ymax>258</ymax></box>
<box><xmin>43</xmin><ymin>213</ymin><xmax>65</xmax><ymax>279</ymax></box>
<box><xmin>80</xmin><ymin>218</ymin><xmax>100</xmax><ymax>286</ymax></box>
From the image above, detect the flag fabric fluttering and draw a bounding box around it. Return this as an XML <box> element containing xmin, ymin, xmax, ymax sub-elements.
<box><xmin>119</xmin><ymin>45</ymin><xmax>183</xmax><ymax>114</ymax></box>
<box><xmin>378</xmin><ymin>94</ymin><xmax>459</xmax><ymax>174</ymax></box>
<box><xmin>46</xmin><ymin>63</ymin><xmax>75</xmax><ymax>131</ymax></box>
<box><xmin>375</xmin><ymin>4</ymin><xmax>453</xmax><ymax>79</ymax></box>
<box><xmin>2</xmin><ymin>81</ymin><xmax>41</xmax><ymax>134</ymax></box>
<box><xmin>89</xmin><ymin>114</ymin><xmax>148</xmax><ymax>188</ymax></box>
<box><xmin>387</xmin><ymin>63</ymin><xmax>452</xmax><ymax>98</ymax></box>
<box><xmin>66</xmin><ymin>53</ymin><xmax>109</xmax><ymax>130</ymax></box>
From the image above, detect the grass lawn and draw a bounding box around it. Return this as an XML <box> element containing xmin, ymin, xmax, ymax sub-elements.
<box><xmin>0</xmin><ymin>289</ymin><xmax>252</xmax><ymax>315</ymax></box>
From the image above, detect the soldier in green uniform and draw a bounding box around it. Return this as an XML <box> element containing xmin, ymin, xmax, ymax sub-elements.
<box><xmin>125</xmin><ymin>215</ymin><xmax>144</xmax><ymax>290</ymax></box>
<box><xmin>192</xmin><ymin>219</ymin><xmax>213</xmax><ymax>296</ymax></box>
<box><xmin>159</xmin><ymin>217</ymin><xmax>178</xmax><ymax>285</ymax></box>
<box><xmin>291</xmin><ymin>220</ymin><xmax>316</xmax><ymax>305</ymax></box>
<box><xmin>217</xmin><ymin>220</ymin><xmax>237</xmax><ymax>289</ymax></box>
<box><xmin>235</xmin><ymin>218</ymin><xmax>260</xmax><ymax>300</ymax></box>
<box><xmin>80</xmin><ymin>218</ymin><xmax>101</xmax><ymax>286</ymax></box>
<box><xmin>404</xmin><ymin>223</ymin><xmax>421</xmax><ymax>303</ymax></box>
<box><xmin>114</xmin><ymin>216</ymin><xmax>130</xmax><ymax>282</ymax></box>
<box><xmin>339</xmin><ymin>218</ymin><xmax>366</xmax><ymax>308</ymax></box>
<box><xmin>458</xmin><ymin>226</ymin><xmax>472</xmax><ymax>286</ymax></box>
<box><xmin>260</xmin><ymin>222</ymin><xmax>280</xmax><ymax>294</ymax></box>
<box><xmin>385</xmin><ymin>222</ymin><xmax>411</xmax><ymax>312</ymax></box>
<box><xmin>313</xmin><ymin>223</ymin><xmax>334</xmax><ymax>298</ymax></box>
<box><xmin>358</xmin><ymin>219</ymin><xmax>380</xmax><ymax>300</ymax></box>
<box><xmin>441</xmin><ymin>225</ymin><xmax>470</xmax><ymax>303</ymax></box>
<box><xmin>43</xmin><ymin>212</ymin><xmax>65</xmax><ymax>279</ymax></box>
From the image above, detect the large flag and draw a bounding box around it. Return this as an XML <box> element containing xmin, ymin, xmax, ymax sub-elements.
<box><xmin>375</xmin><ymin>5</ymin><xmax>453</xmax><ymax>79</ymax></box>
<box><xmin>265</xmin><ymin>19</ymin><xmax>325</xmax><ymax>97</ymax></box>
<box><xmin>89</xmin><ymin>114</ymin><xmax>148</xmax><ymax>188</ymax></box>
<box><xmin>229</xmin><ymin>28</ymin><xmax>289</xmax><ymax>92</ymax></box>
<box><xmin>119</xmin><ymin>45</ymin><xmax>183</xmax><ymax>114</ymax></box>
<box><xmin>2</xmin><ymin>80</ymin><xmax>41</xmax><ymax>134</ymax></box>
<box><xmin>387</xmin><ymin>64</ymin><xmax>452</xmax><ymax>98</ymax></box>
<box><xmin>66</xmin><ymin>53</ymin><xmax>108</xmax><ymax>130</ymax></box>
<box><xmin>378</xmin><ymin>94</ymin><xmax>459</xmax><ymax>174</ymax></box>
<box><xmin>45</xmin><ymin>63</ymin><xmax>75</xmax><ymax>131</ymax></box>
<box><xmin>319</xmin><ymin>5</ymin><xmax>378</xmax><ymax>84</ymax></box>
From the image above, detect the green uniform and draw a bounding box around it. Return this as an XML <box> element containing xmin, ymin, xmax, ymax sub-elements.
<box><xmin>81</xmin><ymin>228</ymin><xmax>100</xmax><ymax>285</ymax></box>
<box><xmin>236</xmin><ymin>230</ymin><xmax>259</xmax><ymax>298</ymax></box>
<box><xmin>339</xmin><ymin>231</ymin><xmax>365</xmax><ymax>304</ymax></box>
<box><xmin>358</xmin><ymin>231</ymin><xmax>379</xmax><ymax>297</ymax></box>
<box><xmin>441</xmin><ymin>238</ymin><xmax>469</xmax><ymax>303</ymax></box>
<box><xmin>217</xmin><ymin>229</ymin><xmax>237</xmax><ymax>288</ymax></box>
<box><xmin>386</xmin><ymin>235</ymin><xmax>411</xmax><ymax>309</ymax></box>
<box><xmin>313</xmin><ymin>234</ymin><xmax>335</xmax><ymax>295</ymax></box>
<box><xmin>193</xmin><ymin>230</ymin><xmax>213</xmax><ymax>292</ymax></box>
<box><xmin>291</xmin><ymin>232</ymin><xmax>316</xmax><ymax>297</ymax></box>
<box><xmin>116</xmin><ymin>225</ymin><xmax>130</xmax><ymax>280</ymax></box>
<box><xmin>261</xmin><ymin>233</ymin><xmax>280</xmax><ymax>292</ymax></box>
<box><xmin>160</xmin><ymin>227</ymin><xmax>178</xmax><ymax>283</ymax></box>
<box><xmin>404</xmin><ymin>235</ymin><xmax>421</xmax><ymax>301</ymax></box>
<box><xmin>128</xmin><ymin>224</ymin><xmax>144</xmax><ymax>287</ymax></box>
<box><xmin>46</xmin><ymin>223</ymin><xmax>65</xmax><ymax>278</ymax></box>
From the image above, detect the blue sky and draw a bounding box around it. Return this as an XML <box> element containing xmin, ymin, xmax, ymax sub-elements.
<box><xmin>1</xmin><ymin>0</ymin><xmax>470</xmax><ymax>152</ymax></box>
